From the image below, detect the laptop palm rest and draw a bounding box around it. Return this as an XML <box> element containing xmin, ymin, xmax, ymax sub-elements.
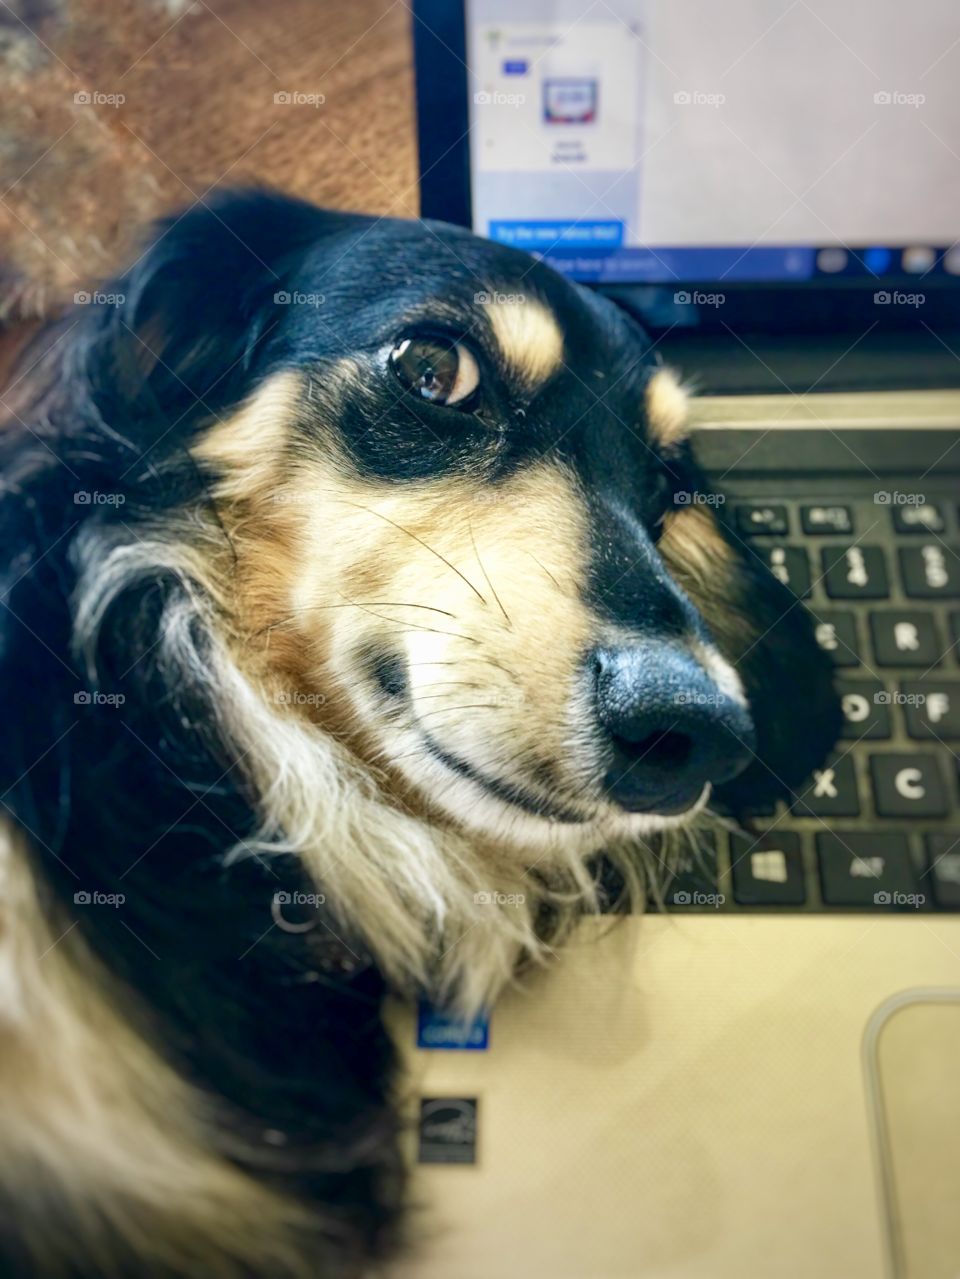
<box><xmin>393</xmin><ymin>918</ymin><xmax>960</xmax><ymax>1279</ymax></box>
<box><xmin>867</xmin><ymin>992</ymin><xmax>960</xmax><ymax>1279</ymax></box>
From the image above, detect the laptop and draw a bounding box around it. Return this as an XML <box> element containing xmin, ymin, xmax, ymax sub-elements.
<box><xmin>401</xmin><ymin>4</ymin><xmax>960</xmax><ymax>1275</ymax></box>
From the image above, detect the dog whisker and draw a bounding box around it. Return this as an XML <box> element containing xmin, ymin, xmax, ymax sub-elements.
<box><xmin>330</xmin><ymin>498</ymin><xmax>488</xmax><ymax>606</ymax></box>
<box><xmin>251</xmin><ymin>599</ymin><xmax>459</xmax><ymax>638</ymax></box>
<box><xmin>525</xmin><ymin>550</ymin><xmax>564</xmax><ymax>593</ymax></box>
<box><xmin>413</xmin><ymin>703</ymin><xmax>502</xmax><ymax>722</ymax></box>
<box><xmin>468</xmin><ymin>522</ymin><xmax>512</xmax><ymax>629</ymax></box>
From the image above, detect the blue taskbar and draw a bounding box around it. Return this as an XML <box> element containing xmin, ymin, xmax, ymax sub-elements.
<box><xmin>487</xmin><ymin>223</ymin><xmax>956</xmax><ymax>285</ymax></box>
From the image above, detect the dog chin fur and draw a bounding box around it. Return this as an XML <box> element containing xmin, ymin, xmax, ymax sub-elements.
<box><xmin>71</xmin><ymin>525</ymin><xmax>698</xmax><ymax>1021</ymax></box>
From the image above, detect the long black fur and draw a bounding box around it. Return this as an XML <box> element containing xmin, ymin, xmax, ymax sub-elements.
<box><xmin>0</xmin><ymin>189</ymin><xmax>839</xmax><ymax>1276</ymax></box>
<box><xmin>0</xmin><ymin>193</ymin><xmax>406</xmax><ymax>1278</ymax></box>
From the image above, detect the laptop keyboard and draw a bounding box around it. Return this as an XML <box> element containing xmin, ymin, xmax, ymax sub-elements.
<box><xmin>661</xmin><ymin>488</ymin><xmax>960</xmax><ymax>914</ymax></box>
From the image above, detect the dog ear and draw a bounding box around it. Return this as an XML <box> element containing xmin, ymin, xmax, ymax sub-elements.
<box><xmin>658</xmin><ymin>478</ymin><xmax>841</xmax><ymax>811</ymax></box>
<box><xmin>75</xmin><ymin>188</ymin><xmax>370</xmax><ymax>426</ymax></box>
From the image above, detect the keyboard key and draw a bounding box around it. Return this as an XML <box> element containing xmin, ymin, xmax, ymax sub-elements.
<box><xmin>801</xmin><ymin>504</ymin><xmax>854</xmax><ymax>535</ymax></box>
<box><xmin>892</xmin><ymin>501</ymin><xmax>947</xmax><ymax>534</ymax></box>
<box><xmin>925</xmin><ymin>833</ymin><xmax>960</xmax><ymax>908</ymax></box>
<box><xmin>870</xmin><ymin>753</ymin><xmax>950</xmax><ymax>818</ymax></box>
<box><xmin>812</xmin><ymin>610</ymin><xmax>860</xmax><ymax>666</ymax></box>
<box><xmin>755</xmin><ymin>545</ymin><xmax>811</xmax><ymax>598</ymax></box>
<box><xmin>836</xmin><ymin>679</ymin><xmax>892</xmax><ymax>739</ymax></box>
<box><xmin>900</xmin><ymin>544</ymin><xmax>960</xmax><ymax>598</ymax></box>
<box><xmin>730</xmin><ymin>831</ymin><xmax>805</xmax><ymax>905</ymax></box>
<box><xmin>901</xmin><ymin>681</ymin><xmax>960</xmax><ymax>740</ymax></box>
<box><xmin>662</xmin><ymin>835</ymin><xmax>723</xmax><ymax>910</ymax></box>
<box><xmin>951</xmin><ymin>613</ymin><xmax>960</xmax><ymax>658</ymax></box>
<box><xmin>736</xmin><ymin>504</ymin><xmax>789</xmax><ymax>536</ymax></box>
<box><xmin>870</xmin><ymin>610</ymin><xmax>942</xmax><ymax>666</ymax></box>
<box><xmin>793</xmin><ymin>754</ymin><xmax>859</xmax><ymax>817</ymax></box>
<box><xmin>822</xmin><ymin>546</ymin><xmax>889</xmax><ymax>599</ymax></box>
<box><xmin>817</xmin><ymin>833</ymin><xmax>917</xmax><ymax>907</ymax></box>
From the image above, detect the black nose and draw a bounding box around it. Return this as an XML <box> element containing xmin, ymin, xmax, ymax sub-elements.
<box><xmin>591</xmin><ymin>643</ymin><xmax>755</xmax><ymax>814</ymax></box>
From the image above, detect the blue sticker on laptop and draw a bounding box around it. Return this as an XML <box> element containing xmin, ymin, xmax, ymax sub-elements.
<box><xmin>417</xmin><ymin>1001</ymin><xmax>489</xmax><ymax>1050</ymax></box>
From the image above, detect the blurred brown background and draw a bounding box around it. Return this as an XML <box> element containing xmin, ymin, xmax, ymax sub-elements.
<box><xmin>0</xmin><ymin>0</ymin><xmax>419</xmax><ymax>372</ymax></box>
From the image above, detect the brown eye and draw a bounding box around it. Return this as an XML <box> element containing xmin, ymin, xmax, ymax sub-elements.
<box><xmin>389</xmin><ymin>337</ymin><xmax>480</xmax><ymax>407</ymax></box>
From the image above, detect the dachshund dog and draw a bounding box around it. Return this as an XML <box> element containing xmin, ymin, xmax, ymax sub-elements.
<box><xmin>0</xmin><ymin>190</ymin><xmax>839</xmax><ymax>1277</ymax></box>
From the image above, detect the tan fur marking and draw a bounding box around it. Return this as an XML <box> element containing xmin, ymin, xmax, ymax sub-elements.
<box><xmin>658</xmin><ymin>504</ymin><xmax>734</xmax><ymax>589</ymax></box>
<box><xmin>482</xmin><ymin>296</ymin><xmax>564</xmax><ymax>385</ymax></box>
<box><xmin>645</xmin><ymin>367</ymin><xmax>690</xmax><ymax>448</ymax></box>
<box><xmin>0</xmin><ymin>821</ymin><xmax>316</xmax><ymax>1277</ymax></box>
<box><xmin>190</xmin><ymin>370</ymin><xmax>302</xmax><ymax>503</ymax></box>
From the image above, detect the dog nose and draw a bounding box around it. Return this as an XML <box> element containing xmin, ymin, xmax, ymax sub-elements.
<box><xmin>591</xmin><ymin>643</ymin><xmax>755</xmax><ymax>813</ymax></box>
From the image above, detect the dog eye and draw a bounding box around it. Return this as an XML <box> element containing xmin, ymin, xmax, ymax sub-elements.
<box><xmin>389</xmin><ymin>337</ymin><xmax>480</xmax><ymax>407</ymax></box>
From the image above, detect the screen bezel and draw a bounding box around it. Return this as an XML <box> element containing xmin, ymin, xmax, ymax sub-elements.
<box><xmin>411</xmin><ymin>0</ymin><xmax>960</xmax><ymax>336</ymax></box>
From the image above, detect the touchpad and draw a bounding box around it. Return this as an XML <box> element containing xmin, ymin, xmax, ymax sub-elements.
<box><xmin>867</xmin><ymin>992</ymin><xmax>960</xmax><ymax>1279</ymax></box>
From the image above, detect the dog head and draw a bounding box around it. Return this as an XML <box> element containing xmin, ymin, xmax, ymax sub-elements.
<box><xmin>8</xmin><ymin>191</ymin><xmax>839</xmax><ymax>1007</ymax></box>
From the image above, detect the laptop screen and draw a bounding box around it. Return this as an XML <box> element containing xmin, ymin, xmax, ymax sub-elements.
<box><xmin>462</xmin><ymin>0</ymin><xmax>958</xmax><ymax>286</ymax></box>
